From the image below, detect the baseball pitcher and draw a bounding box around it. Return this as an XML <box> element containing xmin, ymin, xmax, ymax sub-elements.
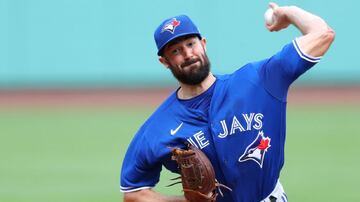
<box><xmin>120</xmin><ymin>2</ymin><xmax>335</xmax><ymax>202</ymax></box>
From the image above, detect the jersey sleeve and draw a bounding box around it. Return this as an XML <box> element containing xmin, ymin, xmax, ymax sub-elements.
<box><xmin>120</xmin><ymin>127</ymin><xmax>162</xmax><ymax>193</ymax></box>
<box><xmin>256</xmin><ymin>39</ymin><xmax>322</xmax><ymax>101</ymax></box>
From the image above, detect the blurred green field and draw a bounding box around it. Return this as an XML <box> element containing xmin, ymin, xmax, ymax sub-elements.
<box><xmin>0</xmin><ymin>105</ymin><xmax>359</xmax><ymax>202</ymax></box>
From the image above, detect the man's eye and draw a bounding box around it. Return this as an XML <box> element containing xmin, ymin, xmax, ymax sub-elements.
<box><xmin>172</xmin><ymin>49</ymin><xmax>180</xmax><ymax>55</ymax></box>
<box><xmin>187</xmin><ymin>42</ymin><xmax>194</xmax><ymax>47</ymax></box>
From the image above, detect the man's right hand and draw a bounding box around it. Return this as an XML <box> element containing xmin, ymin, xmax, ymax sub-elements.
<box><xmin>266</xmin><ymin>2</ymin><xmax>292</xmax><ymax>32</ymax></box>
<box><xmin>265</xmin><ymin>2</ymin><xmax>335</xmax><ymax>57</ymax></box>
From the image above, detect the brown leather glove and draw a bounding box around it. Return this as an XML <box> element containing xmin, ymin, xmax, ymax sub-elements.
<box><xmin>171</xmin><ymin>145</ymin><xmax>231</xmax><ymax>202</ymax></box>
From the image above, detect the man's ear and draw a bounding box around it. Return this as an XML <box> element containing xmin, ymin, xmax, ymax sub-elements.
<box><xmin>201</xmin><ymin>37</ymin><xmax>207</xmax><ymax>52</ymax></box>
<box><xmin>159</xmin><ymin>56</ymin><xmax>170</xmax><ymax>69</ymax></box>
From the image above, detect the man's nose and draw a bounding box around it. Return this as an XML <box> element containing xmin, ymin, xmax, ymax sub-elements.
<box><xmin>182</xmin><ymin>47</ymin><xmax>193</xmax><ymax>60</ymax></box>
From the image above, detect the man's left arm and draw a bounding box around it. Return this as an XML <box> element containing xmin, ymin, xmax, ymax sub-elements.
<box><xmin>266</xmin><ymin>2</ymin><xmax>335</xmax><ymax>57</ymax></box>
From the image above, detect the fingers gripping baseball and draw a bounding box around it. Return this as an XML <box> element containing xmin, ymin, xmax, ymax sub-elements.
<box><xmin>265</xmin><ymin>2</ymin><xmax>291</xmax><ymax>32</ymax></box>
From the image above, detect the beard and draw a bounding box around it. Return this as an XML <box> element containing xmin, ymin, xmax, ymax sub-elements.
<box><xmin>167</xmin><ymin>52</ymin><xmax>211</xmax><ymax>85</ymax></box>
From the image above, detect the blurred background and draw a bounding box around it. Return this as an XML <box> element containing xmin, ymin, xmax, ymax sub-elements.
<box><xmin>0</xmin><ymin>0</ymin><xmax>359</xmax><ymax>201</ymax></box>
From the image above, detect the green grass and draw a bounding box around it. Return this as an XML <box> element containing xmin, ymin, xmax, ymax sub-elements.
<box><xmin>283</xmin><ymin>105</ymin><xmax>360</xmax><ymax>201</ymax></box>
<box><xmin>0</xmin><ymin>105</ymin><xmax>359</xmax><ymax>202</ymax></box>
<box><xmin>0</xmin><ymin>107</ymin><xmax>152</xmax><ymax>202</ymax></box>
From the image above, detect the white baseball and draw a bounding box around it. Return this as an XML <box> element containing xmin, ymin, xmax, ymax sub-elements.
<box><xmin>264</xmin><ymin>8</ymin><xmax>274</xmax><ymax>25</ymax></box>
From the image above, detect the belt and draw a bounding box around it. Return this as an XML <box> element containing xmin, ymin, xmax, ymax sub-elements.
<box><xmin>261</xmin><ymin>181</ymin><xmax>288</xmax><ymax>202</ymax></box>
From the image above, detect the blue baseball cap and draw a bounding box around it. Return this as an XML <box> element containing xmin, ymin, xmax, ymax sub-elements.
<box><xmin>154</xmin><ymin>15</ymin><xmax>201</xmax><ymax>56</ymax></box>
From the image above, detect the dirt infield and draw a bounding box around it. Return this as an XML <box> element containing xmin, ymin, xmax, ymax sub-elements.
<box><xmin>0</xmin><ymin>86</ymin><xmax>359</xmax><ymax>108</ymax></box>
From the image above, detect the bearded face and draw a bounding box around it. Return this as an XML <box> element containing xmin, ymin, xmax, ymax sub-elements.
<box><xmin>161</xmin><ymin>36</ymin><xmax>211</xmax><ymax>85</ymax></box>
<box><xmin>167</xmin><ymin>51</ymin><xmax>210</xmax><ymax>85</ymax></box>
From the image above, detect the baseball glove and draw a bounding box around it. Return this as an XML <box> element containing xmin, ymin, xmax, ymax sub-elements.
<box><xmin>169</xmin><ymin>144</ymin><xmax>232</xmax><ymax>202</ymax></box>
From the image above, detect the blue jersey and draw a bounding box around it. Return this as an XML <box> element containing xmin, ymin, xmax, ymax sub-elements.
<box><xmin>120</xmin><ymin>40</ymin><xmax>321</xmax><ymax>201</ymax></box>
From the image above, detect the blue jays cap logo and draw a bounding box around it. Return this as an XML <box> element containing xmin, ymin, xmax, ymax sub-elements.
<box><xmin>161</xmin><ymin>18</ymin><xmax>181</xmax><ymax>34</ymax></box>
<box><xmin>154</xmin><ymin>15</ymin><xmax>201</xmax><ymax>55</ymax></box>
<box><xmin>238</xmin><ymin>131</ymin><xmax>271</xmax><ymax>168</ymax></box>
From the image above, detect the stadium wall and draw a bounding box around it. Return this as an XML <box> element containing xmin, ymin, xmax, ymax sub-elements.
<box><xmin>0</xmin><ymin>0</ymin><xmax>358</xmax><ymax>89</ymax></box>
